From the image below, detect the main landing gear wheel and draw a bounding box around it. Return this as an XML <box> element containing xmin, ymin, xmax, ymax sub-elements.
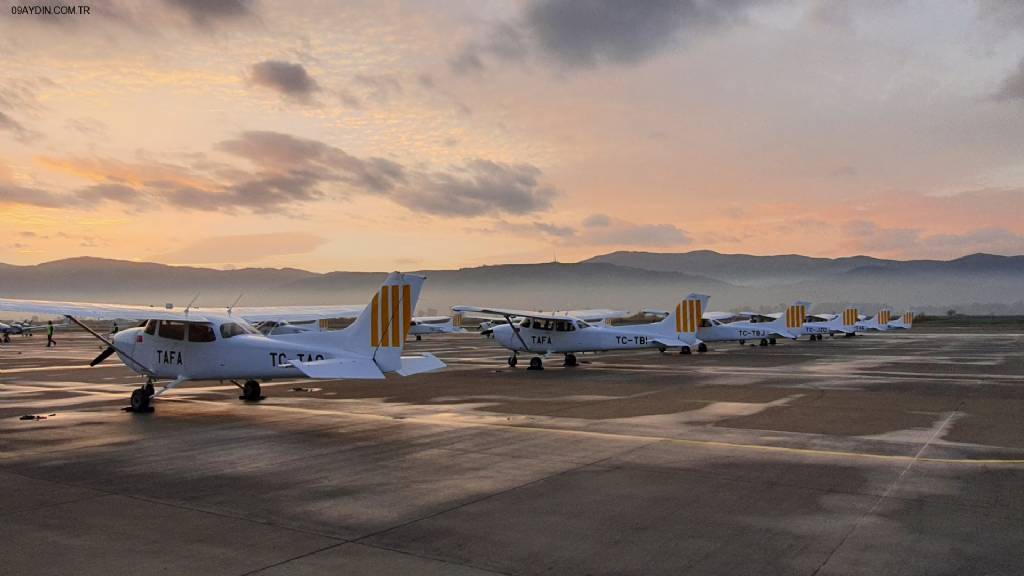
<box><xmin>697</xmin><ymin>342</ymin><xmax>708</xmax><ymax>353</ymax></box>
<box><xmin>416</xmin><ymin>335</ymin><xmax>422</xmax><ymax>341</ymax></box>
<box><xmin>242</xmin><ymin>380</ymin><xmax>262</xmax><ymax>402</ymax></box>
<box><xmin>130</xmin><ymin>385</ymin><xmax>153</xmax><ymax>412</ymax></box>
<box><xmin>658</xmin><ymin>346</ymin><xmax>667</xmax><ymax>353</ymax></box>
<box><xmin>769</xmin><ymin>338</ymin><xmax>777</xmax><ymax>346</ymax></box>
<box><xmin>563</xmin><ymin>353</ymin><xmax>578</xmax><ymax>367</ymax></box>
<box><xmin>528</xmin><ymin>356</ymin><xmax>544</xmax><ymax>371</ymax></box>
<box><xmin>680</xmin><ymin>346</ymin><xmax>692</xmax><ymax>355</ymax></box>
<box><xmin>759</xmin><ymin>339</ymin><xmax>769</xmax><ymax>347</ymax></box>
<box><xmin>508</xmin><ymin>354</ymin><xmax>518</xmax><ymax>367</ymax></box>
<box><xmin>738</xmin><ymin>340</ymin><xmax>745</xmax><ymax>345</ymax></box>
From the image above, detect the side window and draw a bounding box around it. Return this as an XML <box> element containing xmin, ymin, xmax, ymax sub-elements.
<box><xmin>220</xmin><ymin>322</ymin><xmax>251</xmax><ymax>339</ymax></box>
<box><xmin>144</xmin><ymin>320</ymin><xmax>157</xmax><ymax>335</ymax></box>
<box><xmin>158</xmin><ymin>321</ymin><xmax>186</xmax><ymax>340</ymax></box>
<box><xmin>188</xmin><ymin>323</ymin><xmax>216</xmax><ymax>342</ymax></box>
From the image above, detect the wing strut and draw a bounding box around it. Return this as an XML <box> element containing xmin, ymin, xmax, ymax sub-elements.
<box><xmin>505</xmin><ymin>314</ymin><xmax>531</xmax><ymax>351</ymax></box>
<box><xmin>64</xmin><ymin>315</ymin><xmax>156</xmax><ymax>377</ymax></box>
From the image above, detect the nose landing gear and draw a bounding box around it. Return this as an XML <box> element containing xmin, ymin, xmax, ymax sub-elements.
<box><xmin>129</xmin><ymin>380</ymin><xmax>155</xmax><ymax>413</ymax></box>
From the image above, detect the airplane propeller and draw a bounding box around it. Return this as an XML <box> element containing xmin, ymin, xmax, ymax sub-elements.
<box><xmin>90</xmin><ymin>346</ymin><xmax>116</xmax><ymax>367</ymax></box>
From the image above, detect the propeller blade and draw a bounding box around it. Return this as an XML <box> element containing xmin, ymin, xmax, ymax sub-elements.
<box><xmin>90</xmin><ymin>346</ymin><xmax>116</xmax><ymax>367</ymax></box>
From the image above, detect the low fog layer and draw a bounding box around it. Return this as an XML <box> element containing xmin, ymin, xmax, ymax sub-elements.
<box><xmin>1</xmin><ymin>251</ymin><xmax>1022</xmax><ymax>317</ymax></box>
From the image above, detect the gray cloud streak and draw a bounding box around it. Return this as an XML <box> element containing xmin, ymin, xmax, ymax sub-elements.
<box><xmin>249</xmin><ymin>60</ymin><xmax>319</xmax><ymax>102</ymax></box>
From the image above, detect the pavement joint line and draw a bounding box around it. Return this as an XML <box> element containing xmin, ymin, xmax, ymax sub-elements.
<box><xmin>602</xmin><ymin>446</ymin><xmax>1024</xmax><ymax>520</ymax></box>
<box><xmin>241</xmin><ymin>541</ymin><xmax>351</xmax><ymax>576</ymax></box>
<box><xmin>170</xmin><ymin>397</ymin><xmax>1024</xmax><ymax>466</ymax></box>
<box><xmin>0</xmin><ymin>491</ymin><xmax>112</xmax><ymax>520</ymax></box>
<box><xmin>349</xmin><ymin>439</ymin><xmax>657</xmax><ymax>545</ymax></box>
<box><xmin>355</xmin><ymin>542</ymin><xmax>516</xmax><ymax>576</ymax></box>
<box><xmin>810</xmin><ymin>402</ymin><xmax>967</xmax><ymax>576</ymax></box>
<box><xmin>0</xmin><ymin>465</ymin><xmax>352</xmax><ymax>543</ymax></box>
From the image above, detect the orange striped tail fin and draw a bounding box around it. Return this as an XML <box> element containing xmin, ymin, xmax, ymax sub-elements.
<box><xmin>878</xmin><ymin>309</ymin><xmax>892</xmax><ymax>325</ymax></box>
<box><xmin>842</xmin><ymin>308</ymin><xmax>858</xmax><ymax>327</ymax></box>
<box><xmin>786</xmin><ymin>302</ymin><xmax>808</xmax><ymax>329</ymax></box>
<box><xmin>672</xmin><ymin>294</ymin><xmax>709</xmax><ymax>335</ymax></box>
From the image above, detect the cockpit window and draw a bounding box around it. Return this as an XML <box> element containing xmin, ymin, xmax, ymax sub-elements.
<box><xmin>520</xmin><ymin>318</ymin><xmax>531</xmax><ymax>327</ymax></box>
<box><xmin>158</xmin><ymin>321</ymin><xmax>186</xmax><ymax>340</ymax></box>
<box><xmin>188</xmin><ymin>322</ymin><xmax>216</xmax><ymax>342</ymax></box>
<box><xmin>144</xmin><ymin>320</ymin><xmax>157</xmax><ymax>335</ymax></box>
<box><xmin>219</xmin><ymin>322</ymin><xmax>254</xmax><ymax>338</ymax></box>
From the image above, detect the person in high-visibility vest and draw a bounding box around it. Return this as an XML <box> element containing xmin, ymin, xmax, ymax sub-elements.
<box><xmin>46</xmin><ymin>320</ymin><xmax>56</xmax><ymax>347</ymax></box>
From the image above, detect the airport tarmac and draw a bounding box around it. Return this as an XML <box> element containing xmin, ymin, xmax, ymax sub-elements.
<box><xmin>1</xmin><ymin>328</ymin><xmax>1022</xmax><ymax>575</ymax></box>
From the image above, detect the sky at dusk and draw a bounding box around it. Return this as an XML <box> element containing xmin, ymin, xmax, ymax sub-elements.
<box><xmin>2</xmin><ymin>0</ymin><xmax>1024</xmax><ymax>271</ymax></box>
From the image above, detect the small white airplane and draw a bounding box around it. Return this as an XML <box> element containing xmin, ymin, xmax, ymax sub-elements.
<box><xmin>644</xmin><ymin>298</ymin><xmax>801</xmax><ymax>347</ymax></box>
<box><xmin>0</xmin><ymin>320</ymin><xmax>54</xmax><ymax>336</ymax></box>
<box><xmin>886</xmin><ymin>311</ymin><xmax>914</xmax><ymax>330</ymax></box>
<box><xmin>408</xmin><ymin>316</ymin><xmax>464</xmax><ymax>340</ymax></box>
<box><xmin>855</xmin><ymin>309</ymin><xmax>892</xmax><ymax>332</ymax></box>
<box><xmin>475</xmin><ymin>309</ymin><xmax>630</xmax><ymax>336</ymax></box>
<box><xmin>0</xmin><ymin>272</ymin><xmax>445</xmax><ymax>412</ymax></box>
<box><xmin>763</xmin><ymin>303</ymin><xmax>859</xmax><ymax>340</ymax></box>
<box><xmin>452</xmin><ymin>298</ymin><xmax>705</xmax><ymax>370</ymax></box>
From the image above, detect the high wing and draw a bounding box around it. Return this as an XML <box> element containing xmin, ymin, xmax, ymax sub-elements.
<box><xmin>231</xmin><ymin>305</ymin><xmax>365</xmax><ymax>323</ymax></box>
<box><xmin>0</xmin><ymin>298</ymin><xmax>209</xmax><ymax>321</ymax></box>
<box><xmin>452</xmin><ymin>305</ymin><xmax>582</xmax><ymax>322</ymax></box>
<box><xmin>453</xmin><ymin>305</ymin><xmax>629</xmax><ymax>323</ymax></box>
<box><xmin>564</xmin><ymin>309</ymin><xmax>631</xmax><ymax>322</ymax></box>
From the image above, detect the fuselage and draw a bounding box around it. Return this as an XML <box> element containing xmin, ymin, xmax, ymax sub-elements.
<box><xmin>697</xmin><ymin>320</ymin><xmax>780</xmax><ymax>342</ymax></box>
<box><xmin>492</xmin><ymin>317</ymin><xmax>690</xmax><ymax>354</ymax></box>
<box><xmin>112</xmin><ymin>315</ymin><xmax>349</xmax><ymax>380</ymax></box>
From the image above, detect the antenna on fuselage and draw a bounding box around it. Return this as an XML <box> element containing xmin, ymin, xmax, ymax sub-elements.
<box><xmin>227</xmin><ymin>293</ymin><xmax>244</xmax><ymax>315</ymax></box>
<box><xmin>184</xmin><ymin>292</ymin><xmax>201</xmax><ymax>315</ymax></box>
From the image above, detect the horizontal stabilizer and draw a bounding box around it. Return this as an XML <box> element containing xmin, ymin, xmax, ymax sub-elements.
<box><xmin>653</xmin><ymin>337</ymin><xmax>699</xmax><ymax>348</ymax></box>
<box><xmin>291</xmin><ymin>357</ymin><xmax>385</xmax><ymax>380</ymax></box>
<box><xmin>396</xmin><ymin>353</ymin><xmax>446</xmax><ymax>376</ymax></box>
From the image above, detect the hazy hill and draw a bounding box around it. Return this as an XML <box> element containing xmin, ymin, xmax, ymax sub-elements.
<box><xmin>1</xmin><ymin>253</ymin><xmax>1022</xmax><ymax>315</ymax></box>
<box><xmin>0</xmin><ymin>258</ymin><xmax>730</xmax><ymax>313</ymax></box>
<box><xmin>583</xmin><ymin>250</ymin><xmax>886</xmax><ymax>285</ymax></box>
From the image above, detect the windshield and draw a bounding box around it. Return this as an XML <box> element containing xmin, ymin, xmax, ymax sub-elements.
<box><xmin>220</xmin><ymin>321</ymin><xmax>259</xmax><ymax>338</ymax></box>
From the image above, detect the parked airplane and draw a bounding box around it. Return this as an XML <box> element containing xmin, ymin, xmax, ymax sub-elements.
<box><xmin>0</xmin><ymin>320</ymin><xmax>53</xmax><ymax>336</ymax></box>
<box><xmin>855</xmin><ymin>309</ymin><xmax>892</xmax><ymax>332</ymax></box>
<box><xmin>886</xmin><ymin>311</ymin><xmax>914</xmax><ymax>330</ymax></box>
<box><xmin>408</xmin><ymin>316</ymin><xmax>464</xmax><ymax>340</ymax></box>
<box><xmin>475</xmin><ymin>309</ymin><xmax>630</xmax><ymax>336</ymax></box>
<box><xmin>452</xmin><ymin>298</ymin><xmax>705</xmax><ymax>370</ymax></box>
<box><xmin>763</xmin><ymin>303</ymin><xmax>859</xmax><ymax>340</ymax></box>
<box><xmin>644</xmin><ymin>298</ymin><xmax>802</xmax><ymax>348</ymax></box>
<box><xmin>0</xmin><ymin>272</ymin><xmax>444</xmax><ymax>412</ymax></box>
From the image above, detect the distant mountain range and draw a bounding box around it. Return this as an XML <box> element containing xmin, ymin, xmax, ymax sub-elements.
<box><xmin>1</xmin><ymin>251</ymin><xmax>1022</xmax><ymax>315</ymax></box>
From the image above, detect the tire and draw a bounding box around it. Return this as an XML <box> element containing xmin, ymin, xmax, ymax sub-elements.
<box><xmin>759</xmin><ymin>339</ymin><xmax>768</xmax><ymax>347</ymax></box>
<box><xmin>769</xmin><ymin>338</ymin><xmax>777</xmax><ymax>346</ymax></box>
<box><xmin>130</xmin><ymin>388</ymin><xmax>150</xmax><ymax>412</ymax></box>
<box><xmin>680</xmin><ymin>346</ymin><xmax>691</xmax><ymax>355</ymax></box>
<box><xmin>528</xmin><ymin>357</ymin><xmax>543</xmax><ymax>370</ymax></box>
<box><xmin>738</xmin><ymin>340</ymin><xmax>745</xmax><ymax>345</ymax></box>
<box><xmin>697</xmin><ymin>342</ymin><xmax>708</xmax><ymax>353</ymax></box>
<box><xmin>564</xmin><ymin>353</ymin><xmax>578</xmax><ymax>367</ymax></box>
<box><xmin>243</xmin><ymin>380</ymin><xmax>261</xmax><ymax>401</ymax></box>
<box><xmin>508</xmin><ymin>356</ymin><xmax>518</xmax><ymax>367</ymax></box>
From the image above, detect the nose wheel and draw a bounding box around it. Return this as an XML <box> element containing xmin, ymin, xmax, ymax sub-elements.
<box><xmin>239</xmin><ymin>380</ymin><xmax>263</xmax><ymax>402</ymax></box>
<box><xmin>129</xmin><ymin>381</ymin><xmax>155</xmax><ymax>413</ymax></box>
<box><xmin>507</xmin><ymin>353</ymin><xmax>518</xmax><ymax>367</ymax></box>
